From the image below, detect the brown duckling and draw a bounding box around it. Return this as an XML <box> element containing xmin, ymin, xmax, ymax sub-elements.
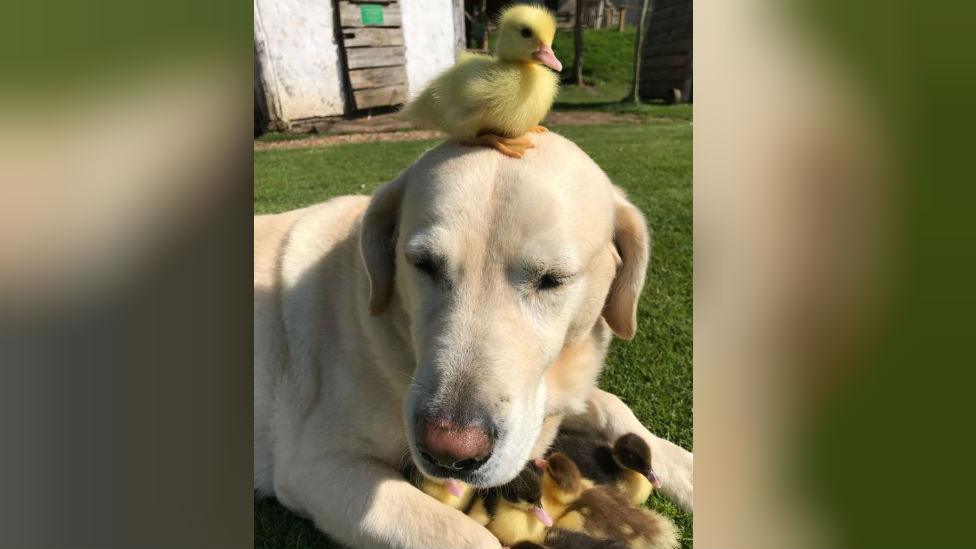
<box><xmin>468</xmin><ymin>463</ymin><xmax>554</xmax><ymax>546</ymax></box>
<box><xmin>536</xmin><ymin>529</ymin><xmax>631</xmax><ymax>549</ymax></box>
<box><xmin>513</xmin><ymin>530</ymin><xmax>629</xmax><ymax>549</ymax></box>
<box><xmin>549</xmin><ymin>429</ymin><xmax>661</xmax><ymax>505</ymax></box>
<box><xmin>543</xmin><ymin>453</ymin><xmax>679</xmax><ymax>549</ymax></box>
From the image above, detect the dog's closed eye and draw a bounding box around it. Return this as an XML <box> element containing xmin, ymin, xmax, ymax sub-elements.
<box><xmin>537</xmin><ymin>273</ymin><xmax>563</xmax><ymax>290</ymax></box>
<box><xmin>412</xmin><ymin>256</ymin><xmax>442</xmax><ymax>280</ymax></box>
<box><xmin>535</xmin><ymin>271</ymin><xmax>573</xmax><ymax>291</ymax></box>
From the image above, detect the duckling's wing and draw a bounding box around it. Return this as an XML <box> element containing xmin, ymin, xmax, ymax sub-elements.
<box><xmin>547</xmin><ymin>528</ymin><xmax>630</xmax><ymax>549</ymax></box>
<box><xmin>434</xmin><ymin>56</ymin><xmax>507</xmax><ymax>137</ymax></box>
<box><xmin>454</xmin><ymin>50</ymin><xmax>487</xmax><ymax>64</ymax></box>
<box><xmin>637</xmin><ymin>509</ymin><xmax>680</xmax><ymax>549</ymax></box>
<box><xmin>401</xmin><ymin>53</ymin><xmax>494</xmax><ymax>137</ymax></box>
<box><xmin>400</xmin><ymin>83</ymin><xmax>442</xmax><ymax>130</ymax></box>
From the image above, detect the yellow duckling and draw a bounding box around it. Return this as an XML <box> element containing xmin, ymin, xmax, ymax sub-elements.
<box><xmin>400</xmin><ymin>4</ymin><xmax>562</xmax><ymax>159</ymax></box>
<box><xmin>402</xmin><ymin>462</ymin><xmax>474</xmax><ymax>510</ymax></box>
<box><xmin>550</xmin><ymin>430</ymin><xmax>662</xmax><ymax>505</ymax></box>
<box><xmin>543</xmin><ymin>453</ymin><xmax>679</xmax><ymax>549</ymax></box>
<box><xmin>468</xmin><ymin>463</ymin><xmax>555</xmax><ymax>546</ymax></box>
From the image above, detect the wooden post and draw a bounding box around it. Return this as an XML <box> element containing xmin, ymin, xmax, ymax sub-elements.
<box><xmin>479</xmin><ymin>0</ymin><xmax>488</xmax><ymax>50</ymax></box>
<box><xmin>453</xmin><ymin>0</ymin><xmax>465</xmax><ymax>52</ymax></box>
<box><xmin>618</xmin><ymin>7</ymin><xmax>627</xmax><ymax>31</ymax></box>
<box><xmin>629</xmin><ymin>0</ymin><xmax>651</xmax><ymax>103</ymax></box>
<box><xmin>573</xmin><ymin>0</ymin><xmax>585</xmax><ymax>85</ymax></box>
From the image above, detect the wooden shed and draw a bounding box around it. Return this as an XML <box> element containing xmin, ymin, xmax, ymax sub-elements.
<box><xmin>638</xmin><ymin>0</ymin><xmax>692</xmax><ymax>103</ymax></box>
<box><xmin>337</xmin><ymin>1</ymin><xmax>409</xmax><ymax>111</ymax></box>
<box><xmin>254</xmin><ymin>0</ymin><xmax>465</xmax><ymax>131</ymax></box>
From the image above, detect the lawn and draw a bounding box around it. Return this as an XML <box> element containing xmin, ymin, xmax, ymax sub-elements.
<box><xmin>551</xmin><ymin>27</ymin><xmax>637</xmax><ymax>106</ymax></box>
<box><xmin>253</xmin><ymin>114</ymin><xmax>693</xmax><ymax>548</ymax></box>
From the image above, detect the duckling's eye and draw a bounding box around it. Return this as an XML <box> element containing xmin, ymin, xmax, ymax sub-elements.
<box><xmin>521</xmin><ymin>27</ymin><xmax>533</xmax><ymax>38</ymax></box>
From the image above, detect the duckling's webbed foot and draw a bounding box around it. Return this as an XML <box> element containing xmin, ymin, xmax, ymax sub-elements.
<box><xmin>529</xmin><ymin>125</ymin><xmax>549</xmax><ymax>133</ymax></box>
<box><xmin>463</xmin><ymin>133</ymin><xmax>536</xmax><ymax>159</ymax></box>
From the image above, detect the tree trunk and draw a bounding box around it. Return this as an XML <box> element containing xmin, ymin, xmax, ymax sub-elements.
<box><xmin>629</xmin><ymin>0</ymin><xmax>652</xmax><ymax>103</ymax></box>
<box><xmin>479</xmin><ymin>0</ymin><xmax>489</xmax><ymax>50</ymax></box>
<box><xmin>573</xmin><ymin>1</ymin><xmax>585</xmax><ymax>86</ymax></box>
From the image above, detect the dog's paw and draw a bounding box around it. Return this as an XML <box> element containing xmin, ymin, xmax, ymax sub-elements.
<box><xmin>658</xmin><ymin>445</ymin><xmax>693</xmax><ymax>512</ymax></box>
<box><xmin>450</xmin><ymin>522</ymin><xmax>503</xmax><ymax>549</ymax></box>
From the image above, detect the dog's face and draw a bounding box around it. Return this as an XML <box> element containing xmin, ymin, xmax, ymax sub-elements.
<box><xmin>360</xmin><ymin>135</ymin><xmax>649</xmax><ymax>486</ymax></box>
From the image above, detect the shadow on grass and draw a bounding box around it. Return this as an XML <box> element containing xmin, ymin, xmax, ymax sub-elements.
<box><xmin>553</xmin><ymin>98</ymin><xmax>694</xmax><ymax>123</ymax></box>
<box><xmin>554</xmin><ymin>99</ymin><xmax>634</xmax><ymax>111</ymax></box>
<box><xmin>255</xmin><ymin>496</ymin><xmax>347</xmax><ymax>549</ymax></box>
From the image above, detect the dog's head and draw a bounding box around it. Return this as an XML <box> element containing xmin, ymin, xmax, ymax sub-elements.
<box><xmin>360</xmin><ymin>134</ymin><xmax>649</xmax><ymax>486</ymax></box>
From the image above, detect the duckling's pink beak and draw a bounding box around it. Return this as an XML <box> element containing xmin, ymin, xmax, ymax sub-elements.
<box><xmin>444</xmin><ymin>479</ymin><xmax>464</xmax><ymax>497</ymax></box>
<box><xmin>647</xmin><ymin>469</ymin><xmax>663</xmax><ymax>489</ymax></box>
<box><xmin>532</xmin><ymin>44</ymin><xmax>562</xmax><ymax>72</ymax></box>
<box><xmin>533</xmin><ymin>506</ymin><xmax>554</xmax><ymax>527</ymax></box>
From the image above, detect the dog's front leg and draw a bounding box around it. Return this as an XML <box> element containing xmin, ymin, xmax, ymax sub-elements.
<box><xmin>565</xmin><ymin>388</ymin><xmax>694</xmax><ymax>512</ymax></box>
<box><xmin>276</xmin><ymin>453</ymin><xmax>502</xmax><ymax>549</ymax></box>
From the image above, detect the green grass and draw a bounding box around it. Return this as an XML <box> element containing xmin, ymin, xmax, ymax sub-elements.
<box><xmin>552</xmin><ymin>28</ymin><xmax>637</xmax><ymax>106</ymax></box>
<box><xmin>254</xmin><ymin>119</ymin><xmax>693</xmax><ymax>548</ymax></box>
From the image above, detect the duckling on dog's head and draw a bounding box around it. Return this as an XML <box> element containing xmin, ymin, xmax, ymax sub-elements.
<box><xmin>360</xmin><ymin>134</ymin><xmax>652</xmax><ymax>487</ymax></box>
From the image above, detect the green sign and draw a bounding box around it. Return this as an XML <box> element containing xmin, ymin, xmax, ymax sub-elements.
<box><xmin>360</xmin><ymin>4</ymin><xmax>384</xmax><ymax>25</ymax></box>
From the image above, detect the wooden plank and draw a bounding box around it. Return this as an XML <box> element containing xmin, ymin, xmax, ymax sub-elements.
<box><xmin>341</xmin><ymin>27</ymin><xmax>403</xmax><ymax>47</ymax></box>
<box><xmin>349</xmin><ymin>66</ymin><xmax>407</xmax><ymax>90</ymax></box>
<box><xmin>345</xmin><ymin>46</ymin><xmax>405</xmax><ymax>69</ymax></box>
<box><xmin>338</xmin><ymin>2</ymin><xmax>402</xmax><ymax>28</ymax></box>
<box><xmin>353</xmin><ymin>84</ymin><xmax>408</xmax><ymax>109</ymax></box>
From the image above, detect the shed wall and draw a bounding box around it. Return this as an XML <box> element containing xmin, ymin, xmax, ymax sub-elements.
<box><xmin>401</xmin><ymin>0</ymin><xmax>461</xmax><ymax>97</ymax></box>
<box><xmin>254</xmin><ymin>0</ymin><xmax>346</xmax><ymax>122</ymax></box>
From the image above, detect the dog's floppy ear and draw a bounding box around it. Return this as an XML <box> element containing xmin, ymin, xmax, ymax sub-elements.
<box><xmin>360</xmin><ymin>177</ymin><xmax>405</xmax><ymax>316</ymax></box>
<box><xmin>603</xmin><ymin>188</ymin><xmax>651</xmax><ymax>340</ymax></box>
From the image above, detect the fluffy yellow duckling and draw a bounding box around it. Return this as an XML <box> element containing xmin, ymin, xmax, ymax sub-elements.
<box><xmin>550</xmin><ymin>430</ymin><xmax>662</xmax><ymax>505</ymax></box>
<box><xmin>402</xmin><ymin>462</ymin><xmax>474</xmax><ymax>510</ymax></box>
<box><xmin>542</xmin><ymin>453</ymin><xmax>679</xmax><ymax>549</ymax></box>
<box><xmin>468</xmin><ymin>463</ymin><xmax>555</xmax><ymax>546</ymax></box>
<box><xmin>400</xmin><ymin>4</ymin><xmax>562</xmax><ymax>158</ymax></box>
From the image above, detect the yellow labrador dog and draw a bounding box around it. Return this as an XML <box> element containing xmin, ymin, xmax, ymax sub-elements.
<box><xmin>254</xmin><ymin>133</ymin><xmax>693</xmax><ymax>549</ymax></box>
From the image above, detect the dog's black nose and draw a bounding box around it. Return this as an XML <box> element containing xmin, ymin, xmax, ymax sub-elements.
<box><xmin>416</xmin><ymin>412</ymin><xmax>495</xmax><ymax>473</ymax></box>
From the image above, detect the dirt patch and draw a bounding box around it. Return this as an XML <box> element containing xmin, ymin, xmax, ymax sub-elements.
<box><xmin>255</xmin><ymin>110</ymin><xmax>640</xmax><ymax>151</ymax></box>
<box><xmin>255</xmin><ymin>130</ymin><xmax>443</xmax><ymax>151</ymax></box>
<box><xmin>543</xmin><ymin>110</ymin><xmax>640</xmax><ymax>125</ymax></box>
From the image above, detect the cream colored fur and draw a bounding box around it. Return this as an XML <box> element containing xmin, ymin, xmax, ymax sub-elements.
<box><xmin>254</xmin><ymin>133</ymin><xmax>693</xmax><ymax>549</ymax></box>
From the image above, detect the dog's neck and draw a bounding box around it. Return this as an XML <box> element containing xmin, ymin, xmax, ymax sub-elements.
<box><xmin>545</xmin><ymin>321</ymin><xmax>613</xmax><ymax>416</ymax></box>
<box><xmin>529</xmin><ymin>321</ymin><xmax>614</xmax><ymax>457</ymax></box>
